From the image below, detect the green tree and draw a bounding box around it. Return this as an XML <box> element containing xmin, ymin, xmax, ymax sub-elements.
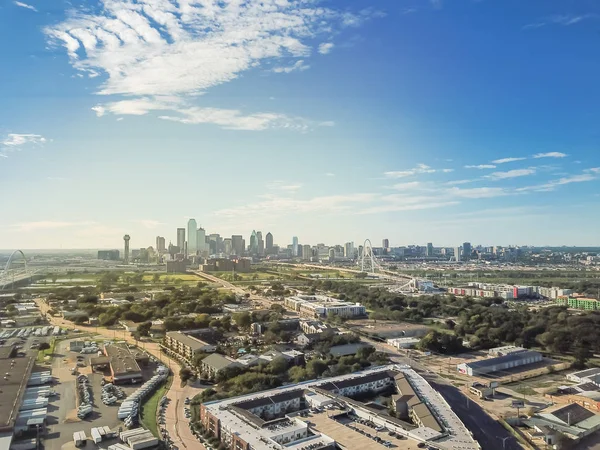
<box><xmin>137</xmin><ymin>321</ymin><xmax>152</xmax><ymax>337</ymax></box>
<box><xmin>38</xmin><ymin>342</ymin><xmax>51</xmax><ymax>351</ymax></box>
<box><xmin>180</xmin><ymin>367</ymin><xmax>193</xmax><ymax>383</ymax></box>
<box><xmin>268</xmin><ymin>357</ymin><xmax>289</xmax><ymax>375</ymax></box>
<box><xmin>233</xmin><ymin>312</ymin><xmax>252</xmax><ymax>329</ymax></box>
<box><xmin>288</xmin><ymin>366</ymin><xmax>309</xmax><ymax>382</ymax></box>
<box><xmin>307</xmin><ymin>359</ymin><xmax>328</xmax><ymax>378</ymax></box>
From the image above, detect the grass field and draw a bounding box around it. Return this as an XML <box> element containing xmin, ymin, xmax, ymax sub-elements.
<box><xmin>142</xmin><ymin>273</ymin><xmax>201</xmax><ymax>282</ymax></box>
<box><xmin>140</xmin><ymin>375</ymin><xmax>173</xmax><ymax>437</ymax></box>
<box><xmin>37</xmin><ymin>337</ymin><xmax>57</xmax><ymax>363</ymax></box>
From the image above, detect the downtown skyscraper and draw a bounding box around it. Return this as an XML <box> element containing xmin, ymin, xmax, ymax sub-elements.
<box><xmin>187</xmin><ymin>218</ymin><xmax>198</xmax><ymax>254</ymax></box>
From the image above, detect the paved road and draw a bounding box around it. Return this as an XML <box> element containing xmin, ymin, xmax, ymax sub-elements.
<box><xmin>433</xmin><ymin>382</ymin><xmax>522</xmax><ymax>450</ymax></box>
<box><xmin>35</xmin><ymin>298</ymin><xmax>206</xmax><ymax>450</ymax></box>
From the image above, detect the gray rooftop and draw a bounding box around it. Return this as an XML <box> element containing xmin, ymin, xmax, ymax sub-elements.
<box><xmin>201</xmin><ymin>353</ymin><xmax>237</xmax><ymax>371</ymax></box>
<box><xmin>465</xmin><ymin>350</ymin><xmax>541</xmax><ymax>369</ymax></box>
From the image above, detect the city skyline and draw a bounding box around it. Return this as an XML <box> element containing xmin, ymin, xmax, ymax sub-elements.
<box><xmin>2</xmin><ymin>0</ymin><xmax>600</xmax><ymax>249</ymax></box>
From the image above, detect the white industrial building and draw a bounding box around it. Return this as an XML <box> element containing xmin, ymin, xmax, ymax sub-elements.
<box><xmin>387</xmin><ymin>337</ymin><xmax>420</xmax><ymax>349</ymax></box>
<box><xmin>457</xmin><ymin>350</ymin><xmax>543</xmax><ymax>376</ymax></box>
<box><xmin>284</xmin><ymin>295</ymin><xmax>366</xmax><ymax>319</ymax></box>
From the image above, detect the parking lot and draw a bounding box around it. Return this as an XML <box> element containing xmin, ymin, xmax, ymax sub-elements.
<box><xmin>43</xmin><ymin>337</ymin><xmax>163</xmax><ymax>450</ymax></box>
<box><xmin>307</xmin><ymin>410</ymin><xmax>422</xmax><ymax>450</ymax></box>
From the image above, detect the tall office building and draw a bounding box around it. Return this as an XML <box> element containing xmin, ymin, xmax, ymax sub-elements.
<box><xmin>292</xmin><ymin>236</ymin><xmax>299</xmax><ymax>257</ymax></box>
<box><xmin>426</xmin><ymin>243</ymin><xmax>434</xmax><ymax>257</ymax></box>
<box><xmin>249</xmin><ymin>230</ymin><xmax>258</xmax><ymax>255</ymax></box>
<box><xmin>209</xmin><ymin>234</ymin><xmax>221</xmax><ymax>254</ymax></box>
<box><xmin>382</xmin><ymin>238</ymin><xmax>389</xmax><ymax>249</ymax></box>
<box><xmin>123</xmin><ymin>235</ymin><xmax>130</xmax><ymax>264</ymax></box>
<box><xmin>232</xmin><ymin>235</ymin><xmax>244</xmax><ymax>256</ymax></box>
<box><xmin>156</xmin><ymin>236</ymin><xmax>166</xmax><ymax>253</ymax></box>
<box><xmin>265</xmin><ymin>232</ymin><xmax>274</xmax><ymax>254</ymax></box>
<box><xmin>454</xmin><ymin>247</ymin><xmax>461</xmax><ymax>262</ymax></box>
<box><xmin>303</xmin><ymin>244</ymin><xmax>312</xmax><ymax>261</ymax></box>
<box><xmin>344</xmin><ymin>242</ymin><xmax>355</xmax><ymax>258</ymax></box>
<box><xmin>196</xmin><ymin>227</ymin><xmax>206</xmax><ymax>255</ymax></box>
<box><xmin>187</xmin><ymin>219</ymin><xmax>198</xmax><ymax>254</ymax></box>
<box><xmin>223</xmin><ymin>238</ymin><xmax>232</xmax><ymax>255</ymax></box>
<box><xmin>176</xmin><ymin>228</ymin><xmax>186</xmax><ymax>254</ymax></box>
<box><xmin>256</xmin><ymin>231</ymin><xmax>264</xmax><ymax>256</ymax></box>
<box><xmin>462</xmin><ymin>242</ymin><xmax>472</xmax><ymax>260</ymax></box>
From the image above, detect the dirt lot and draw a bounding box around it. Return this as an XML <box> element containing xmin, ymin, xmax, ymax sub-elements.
<box><xmin>345</xmin><ymin>319</ymin><xmax>429</xmax><ymax>339</ymax></box>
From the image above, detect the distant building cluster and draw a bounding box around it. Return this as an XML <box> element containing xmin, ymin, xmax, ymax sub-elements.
<box><xmin>556</xmin><ymin>295</ymin><xmax>600</xmax><ymax>311</ymax></box>
<box><xmin>448</xmin><ymin>282</ymin><xmax>574</xmax><ymax>300</ymax></box>
<box><xmin>284</xmin><ymin>295</ymin><xmax>367</xmax><ymax>319</ymax></box>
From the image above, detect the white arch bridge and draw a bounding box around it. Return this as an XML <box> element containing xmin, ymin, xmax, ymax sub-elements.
<box><xmin>359</xmin><ymin>239</ymin><xmax>434</xmax><ymax>293</ymax></box>
<box><xmin>0</xmin><ymin>250</ymin><xmax>37</xmax><ymax>290</ymax></box>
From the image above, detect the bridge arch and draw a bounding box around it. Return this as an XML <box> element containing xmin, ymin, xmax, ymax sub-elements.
<box><xmin>360</xmin><ymin>239</ymin><xmax>375</xmax><ymax>274</ymax></box>
<box><xmin>2</xmin><ymin>250</ymin><xmax>28</xmax><ymax>275</ymax></box>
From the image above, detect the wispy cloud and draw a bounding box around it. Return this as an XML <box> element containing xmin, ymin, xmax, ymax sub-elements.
<box><xmin>1</xmin><ymin>133</ymin><xmax>48</xmax><ymax>159</ymax></box>
<box><xmin>491</xmin><ymin>157</ymin><xmax>527</xmax><ymax>164</ymax></box>
<box><xmin>45</xmin><ymin>0</ymin><xmax>377</xmax><ymax>130</ymax></box>
<box><xmin>517</xmin><ymin>170</ymin><xmax>599</xmax><ymax>192</ymax></box>
<box><xmin>273</xmin><ymin>60</ymin><xmax>310</xmax><ymax>73</ymax></box>
<box><xmin>533</xmin><ymin>152</ymin><xmax>568</xmax><ymax>159</ymax></box>
<box><xmin>384</xmin><ymin>163</ymin><xmax>452</xmax><ymax>179</ymax></box>
<box><xmin>486</xmin><ymin>168</ymin><xmax>536</xmax><ymax>180</ymax></box>
<box><xmin>318</xmin><ymin>43</ymin><xmax>335</xmax><ymax>55</ymax></box>
<box><xmin>465</xmin><ymin>164</ymin><xmax>496</xmax><ymax>169</ymax></box>
<box><xmin>14</xmin><ymin>1</ymin><xmax>37</xmax><ymax>12</ymax></box>
<box><xmin>446</xmin><ymin>186</ymin><xmax>508</xmax><ymax>199</ymax></box>
<box><xmin>325</xmin><ymin>172</ymin><xmax>335</xmax><ymax>177</ymax></box>
<box><xmin>524</xmin><ymin>14</ymin><xmax>597</xmax><ymax>30</ymax></box>
<box><xmin>266</xmin><ymin>181</ymin><xmax>303</xmax><ymax>192</ymax></box>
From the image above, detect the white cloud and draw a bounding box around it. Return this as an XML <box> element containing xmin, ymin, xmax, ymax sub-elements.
<box><xmin>524</xmin><ymin>14</ymin><xmax>597</xmax><ymax>30</ymax></box>
<box><xmin>588</xmin><ymin>168</ymin><xmax>600</xmax><ymax>174</ymax></box>
<box><xmin>14</xmin><ymin>1</ymin><xmax>37</xmax><ymax>12</ymax></box>
<box><xmin>486</xmin><ymin>168</ymin><xmax>536</xmax><ymax>180</ymax></box>
<box><xmin>465</xmin><ymin>164</ymin><xmax>496</xmax><ymax>169</ymax></box>
<box><xmin>384</xmin><ymin>163</ymin><xmax>437</xmax><ymax>178</ymax></box>
<box><xmin>325</xmin><ymin>172</ymin><xmax>335</xmax><ymax>177</ymax></box>
<box><xmin>1</xmin><ymin>133</ymin><xmax>48</xmax><ymax>159</ymax></box>
<box><xmin>517</xmin><ymin>171</ymin><xmax>598</xmax><ymax>192</ymax></box>
<box><xmin>266</xmin><ymin>181</ymin><xmax>303</xmax><ymax>192</ymax></box>
<box><xmin>160</xmin><ymin>106</ymin><xmax>321</xmax><ymax>131</ymax></box>
<box><xmin>318</xmin><ymin>42</ymin><xmax>335</xmax><ymax>54</ymax></box>
<box><xmin>441</xmin><ymin>168</ymin><xmax>454</xmax><ymax>173</ymax></box>
<box><xmin>44</xmin><ymin>0</ymin><xmax>371</xmax><ymax>129</ymax></box>
<box><xmin>446</xmin><ymin>187</ymin><xmax>508</xmax><ymax>199</ymax></box>
<box><xmin>2</xmin><ymin>134</ymin><xmax>46</xmax><ymax>146</ymax></box>
<box><xmin>491</xmin><ymin>157</ymin><xmax>527</xmax><ymax>164</ymax></box>
<box><xmin>273</xmin><ymin>60</ymin><xmax>310</xmax><ymax>74</ymax></box>
<box><xmin>533</xmin><ymin>152</ymin><xmax>568</xmax><ymax>159</ymax></box>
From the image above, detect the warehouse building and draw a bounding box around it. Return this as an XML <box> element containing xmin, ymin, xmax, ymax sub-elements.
<box><xmin>457</xmin><ymin>350</ymin><xmax>543</xmax><ymax>376</ymax></box>
<box><xmin>103</xmin><ymin>343</ymin><xmax>143</xmax><ymax>384</ymax></box>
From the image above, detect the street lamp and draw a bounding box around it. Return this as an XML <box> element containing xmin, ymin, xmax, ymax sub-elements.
<box><xmin>498</xmin><ymin>436</ymin><xmax>510</xmax><ymax>449</ymax></box>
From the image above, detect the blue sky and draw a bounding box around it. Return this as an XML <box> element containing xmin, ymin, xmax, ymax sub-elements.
<box><xmin>1</xmin><ymin>0</ymin><xmax>599</xmax><ymax>250</ymax></box>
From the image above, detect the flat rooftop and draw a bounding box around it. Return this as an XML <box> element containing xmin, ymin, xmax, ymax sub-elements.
<box><xmin>166</xmin><ymin>331</ymin><xmax>214</xmax><ymax>350</ymax></box>
<box><xmin>104</xmin><ymin>343</ymin><xmax>141</xmax><ymax>376</ymax></box>
<box><xmin>203</xmin><ymin>365</ymin><xmax>479</xmax><ymax>450</ymax></box>
<box><xmin>0</xmin><ymin>347</ymin><xmax>35</xmax><ymax>433</ymax></box>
